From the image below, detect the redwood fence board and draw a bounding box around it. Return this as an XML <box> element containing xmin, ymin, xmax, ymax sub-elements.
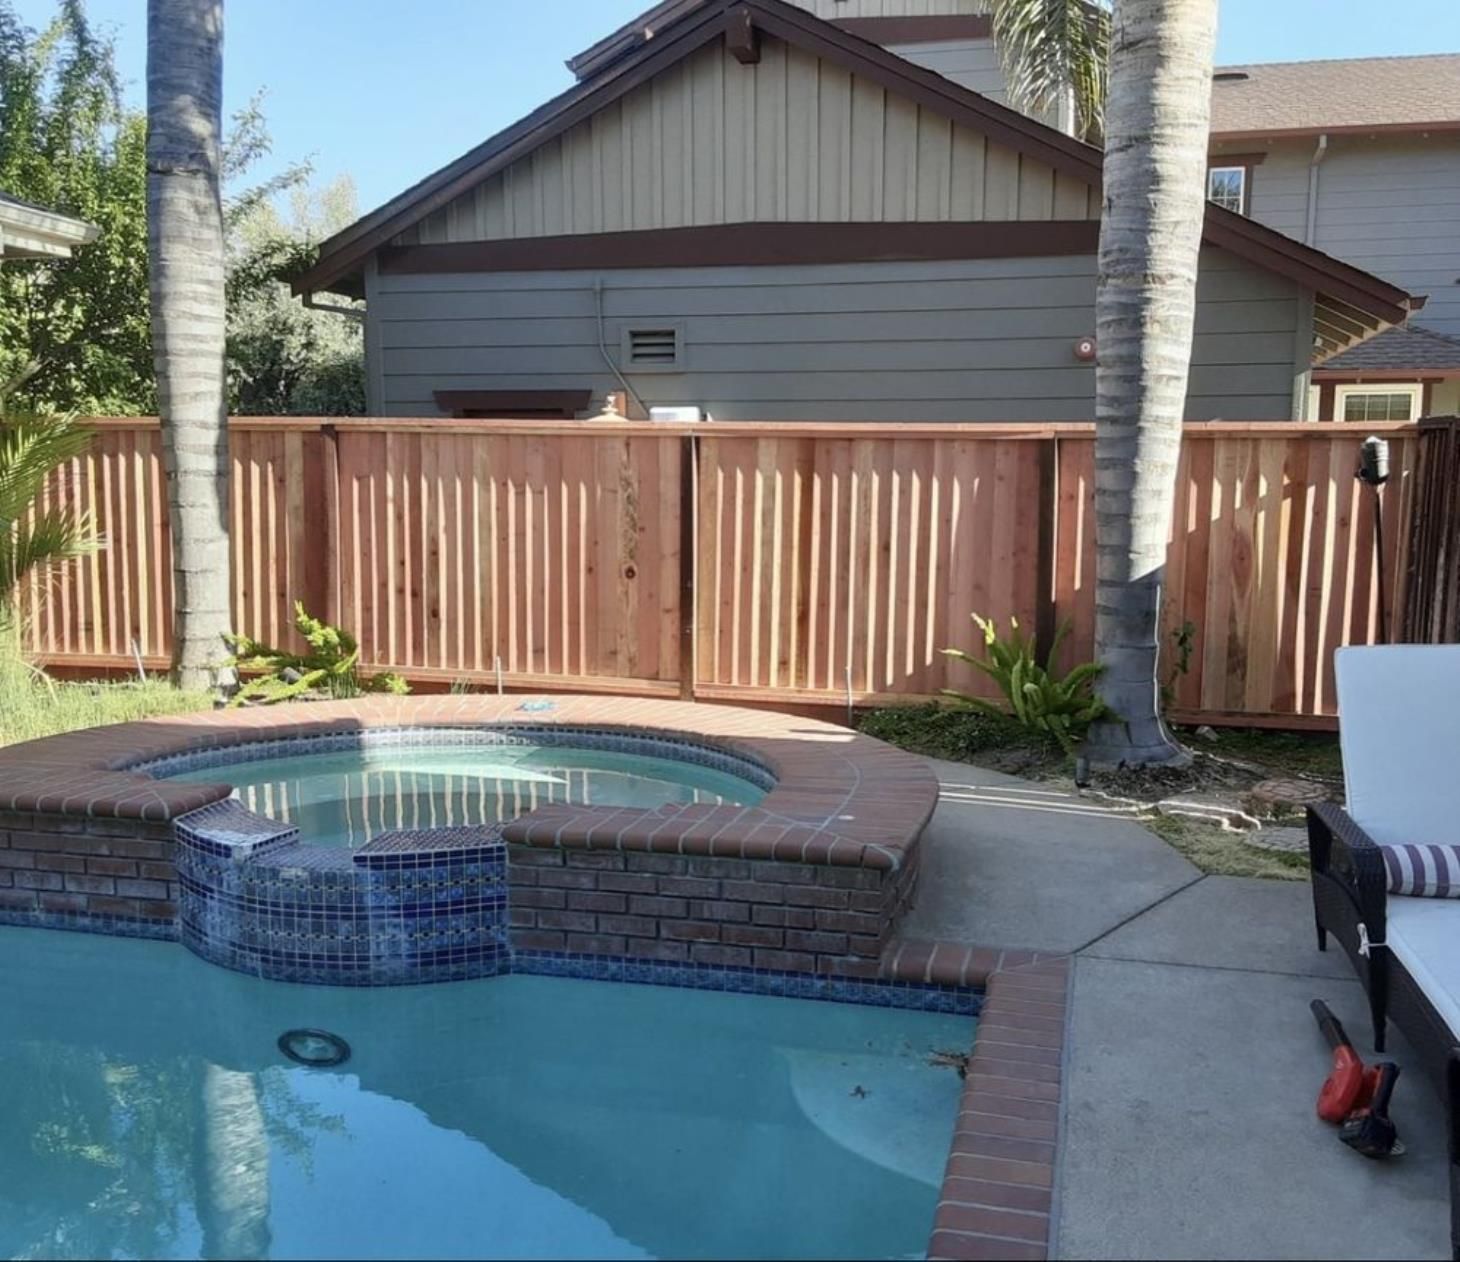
<box><xmin>19</xmin><ymin>416</ymin><xmax>1434</xmax><ymax>726</ymax></box>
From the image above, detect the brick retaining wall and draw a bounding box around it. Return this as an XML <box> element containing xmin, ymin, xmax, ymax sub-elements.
<box><xmin>0</xmin><ymin>810</ymin><xmax>180</xmax><ymax>933</ymax></box>
<box><xmin>507</xmin><ymin>844</ymin><xmax>919</xmax><ymax>977</ymax></box>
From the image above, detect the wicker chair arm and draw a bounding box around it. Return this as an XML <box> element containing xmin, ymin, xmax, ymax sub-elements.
<box><xmin>1308</xmin><ymin>801</ymin><xmax>1388</xmax><ymax>939</ymax></box>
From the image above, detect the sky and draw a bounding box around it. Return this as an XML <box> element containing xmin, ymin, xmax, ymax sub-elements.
<box><xmin>13</xmin><ymin>0</ymin><xmax>1460</xmax><ymax>219</ymax></box>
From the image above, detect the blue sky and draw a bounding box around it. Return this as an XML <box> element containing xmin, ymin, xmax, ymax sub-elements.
<box><xmin>14</xmin><ymin>0</ymin><xmax>1460</xmax><ymax>218</ymax></box>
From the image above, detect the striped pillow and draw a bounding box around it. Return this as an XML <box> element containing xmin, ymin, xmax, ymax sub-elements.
<box><xmin>1381</xmin><ymin>844</ymin><xmax>1460</xmax><ymax>898</ymax></box>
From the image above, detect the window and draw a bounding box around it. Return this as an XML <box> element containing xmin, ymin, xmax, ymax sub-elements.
<box><xmin>1335</xmin><ymin>383</ymin><xmax>1423</xmax><ymax>423</ymax></box>
<box><xmin>621</xmin><ymin>325</ymin><xmax>685</xmax><ymax>372</ymax></box>
<box><xmin>1207</xmin><ymin>166</ymin><xmax>1246</xmax><ymax>214</ymax></box>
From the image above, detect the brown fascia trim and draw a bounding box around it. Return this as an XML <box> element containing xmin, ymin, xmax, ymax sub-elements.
<box><xmin>1312</xmin><ymin>369</ymin><xmax>1458</xmax><ymax>381</ymax></box>
<box><xmin>832</xmin><ymin>15</ymin><xmax>993</xmax><ymax>42</ymax></box>
<box><xmin>301</xmin><ymin>0</ymin><xmax>1422</xmax><ymax>329</ymax></box>
<box><xmin>566</xmin><ymin>0</ymin><xmax>702</xmax><ymax>79</ymax></box>
<box><xmin>296</xmin><ymin>0</ymin><xmax>1105</xmax><ymax>297</ymax></box>
<box><xmin>1207</xmin><ymin>151</ymin><xmax>1268</xmax><ymax>166</ymax></box>
<box><xmin>433</xmin><ymin>389</ymin><xmax>594</xmax><ymax>416</ymax></box>
<box><xmin>1210</xmin><ymin>120</ymin><xmax>1460</xmax><ymax>143</ymax></box>
<box><xmin>292</xmin><ymin>0</ymin><xmax>730</xmax><ymax>296</ymax></box>
<box><xmin>1202</xmin><ymin>207</ymin><xmax>1418</xmax><ymax>326</ymax></box>
<box><xmin>378</xmin><ymin>221</ymin><xmax>1104</xmax><ymax>276</ymax></box>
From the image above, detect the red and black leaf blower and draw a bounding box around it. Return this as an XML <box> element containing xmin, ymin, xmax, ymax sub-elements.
<box><xmin>1311</xmin><ymin>999</ymin><xmax>1403</xmax><ymax>1158</ymax></box>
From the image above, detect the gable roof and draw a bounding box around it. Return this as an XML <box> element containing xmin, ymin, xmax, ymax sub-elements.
<box><xmin>1210</xmin><ymin>53</ymin><xmax>1460</xmax><ymax>141</ymax></box>
<box><xmin>293</xmin><ymin>0</ymin><xmax>1421</xmax><ymax>338</ymax></box>
<box><xmin>1317</xmin><ymin>326</ymin><xmax>1460</xmax><ymax>377</ymax></box>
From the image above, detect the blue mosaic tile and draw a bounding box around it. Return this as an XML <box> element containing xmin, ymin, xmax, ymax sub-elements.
<box><xmin>510</xmin><ymin>950</ymin><xmax>982</xmax><ymax>1016</ymax></box>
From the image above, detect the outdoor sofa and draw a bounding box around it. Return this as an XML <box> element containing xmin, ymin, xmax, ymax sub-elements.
<box><xmin>1307</xmin><ymin>644</ymin><xmax>1460</xmax><ymax>1260</ymax></box>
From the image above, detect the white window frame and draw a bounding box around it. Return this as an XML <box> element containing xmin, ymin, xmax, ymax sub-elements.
<box><xmin>1306</xmin><ymin>383</ymin><xmax>1321</xmax><ymax>422</ymax></box>
<box><xmin>1334</xmin><ymin>382</ymin><xmax>1424</xmax><ymax>423</ymax></box>
<box><xmin>1206</xmin><ymin>165</ymin><xmax>1247</xmax><ymax>214</ymax></box>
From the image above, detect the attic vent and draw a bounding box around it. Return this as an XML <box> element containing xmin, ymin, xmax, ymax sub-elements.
<box><xmin>1213</xmin><ymin>71</ymin><xmax>1251</xmax><ymax>82</ymax></box>
<box><xmin>623</xmin><ymin>325</ymin><xmax>684</xmax><ymax>371</ymax></box>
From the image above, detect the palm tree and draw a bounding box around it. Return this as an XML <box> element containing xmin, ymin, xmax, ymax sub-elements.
<box><xmin>1084</xmin><ymin>0</ymin><xmax>1218</xmax><ymax>767</ymax></box>
<box><xmin>991</xmin><ymin>0</ymin><xmax>1111</xmax><ymax>141</ymax></box>
<box><xmin>0</xmin><ymin>383</ymin><xmax>97</xmax><ymax>628</ymax></box>
<box><xmin>146</xmin><ymin>0</ymin><xmax>234</xmax><ymax>692</ymax></box>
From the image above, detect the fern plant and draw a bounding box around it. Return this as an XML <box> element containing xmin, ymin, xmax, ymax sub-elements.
<box><xmin>226</xmin><ymin>601</ymin><xmax>408</xmax><ymax>706</ymax></box>
<box><xmin>941</xmin><ymin>613</ymin><xmax>1109</xmax><ymax>753</ymax></box>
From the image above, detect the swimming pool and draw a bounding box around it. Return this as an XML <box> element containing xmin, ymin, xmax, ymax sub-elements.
<box><xmin>164</xmin><ymin>743</ymin><xmax>766</xmax><ymax>848</ymax></box>
<box><xmin>2</xmin><ymin>925</ymin><xmax>972</xmax><ymax>1260</ymax></box>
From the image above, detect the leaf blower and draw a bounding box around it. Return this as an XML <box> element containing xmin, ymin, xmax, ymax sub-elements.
<box><xmin>1310</xmin><ymin>999</ymin><xmax>1404</xmax><ymax>1158</ymax></box>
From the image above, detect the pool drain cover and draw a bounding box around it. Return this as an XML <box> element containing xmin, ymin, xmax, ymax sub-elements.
<box><xmin>278</xmin><ymin>1028</ymin><xmax>351</xmax><ymax>1067</ymax></box>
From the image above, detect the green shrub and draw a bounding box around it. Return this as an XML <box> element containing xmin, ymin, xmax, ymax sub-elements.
<box><xmin>941</xmin><ymin>613</ymin><xmax>1109</xmax><ymax>753</ymax></box>
<box><xmin>226</xmin><ymin>602</ymin><xmax>408</xmax><ymax>705</ymax></box>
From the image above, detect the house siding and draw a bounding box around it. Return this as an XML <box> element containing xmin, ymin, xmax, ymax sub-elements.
<box><xmin>368</xmin><ymin>247</ymin><xmax>1304</xmax><ymax>422</ymax></box>
<box><xmin>1239</xmin><ymin>135</ymin><xmax>1460</xmax><ymax>337</ymax></box>
<box><xmin>394</xmin><ymin>35</ymin><xmax>1096</xmax><ymax>247</ymax></box>
<box><xmin>885</xmin><ymin>37</ymin><xmax>1007</xmax><ymax>102</ymax></box>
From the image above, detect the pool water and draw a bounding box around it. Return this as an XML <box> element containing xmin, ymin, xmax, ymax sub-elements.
<box><xmin>165</xmin><ymin>745</ymin><xmax>765</xmax><ymax>847</ymax></box>
<box><xmin>0</xmin><ymin>927</ymin><xmax>970</xmax><ymax>1260</ymax></box>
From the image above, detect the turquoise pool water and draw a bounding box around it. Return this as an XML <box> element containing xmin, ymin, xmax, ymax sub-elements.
<box><xmin>1</xmin><ymin>926</ymin><xmax>971</xmax><ymax>1260</ymax></box>
<box><xmin>165</xmin><ymin>745</ymin><xmax>765</xmax><ymax>847</ymax></box>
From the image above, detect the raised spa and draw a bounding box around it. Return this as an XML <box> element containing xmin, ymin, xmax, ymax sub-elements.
<box><xmin>161</xmin><ymin>735</ymin><xmax>768</xmax><ymax>848</ymax></box>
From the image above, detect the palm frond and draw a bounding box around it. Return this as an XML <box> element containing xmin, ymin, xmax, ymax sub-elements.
<box><xmin>0</xmin><ymin>411</ymin><xmax>95</xmax><ymax>527</ymax></box>
<box><xmin>0</xmin><ymin>508</ymin><xmax>98</xmax><ymax>606</ymax></box>
<box><xmin>991</xmin><ymin>0</ymin><xmax>1111</xmax><ymax>142</ymax></box>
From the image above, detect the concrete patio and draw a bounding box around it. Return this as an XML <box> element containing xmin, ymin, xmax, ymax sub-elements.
<box><xmin>908</xmin><ymin>759</ymin><xmax>1451</xmax><ymax>1261</ymax></box>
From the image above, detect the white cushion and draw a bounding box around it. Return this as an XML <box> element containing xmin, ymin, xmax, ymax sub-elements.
<box><xmin>1335</xmin><ymin>646</ymin><xmax>1460</xmax><ymax>848</ymax></box>
<box><xmin>1385</xmin><ymin>896</ymin><xmax>1460</xmax><ymax>1038</ymax></box>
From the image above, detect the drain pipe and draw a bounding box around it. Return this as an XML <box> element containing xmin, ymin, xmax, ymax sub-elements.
<box><xmin>1305</xmin><ymin>133</ymin><xmax>1329</xmax><ymax>244</ymax></box>
<box><xmin>592</xmin><ymin>277</ymin><xmax>649</xmax><ymax>417</ymax></box>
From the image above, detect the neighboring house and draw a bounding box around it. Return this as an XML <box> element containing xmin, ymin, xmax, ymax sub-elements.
<box><xmin>295</xmin><ymin>0</ymin><xmax>1419</xmax><ymax>422</ymax></box>
<box><xmin>1208</xmin><ymin>54</ymin><xmax>1460</xmax><ymax>420</ymax></box>
<box><xmin>0</xmin><ymin>190</ymin><xmax>97</xmax><ymax>262</ymax></box>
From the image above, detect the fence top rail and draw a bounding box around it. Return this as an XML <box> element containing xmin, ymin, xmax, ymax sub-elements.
<box><xmin>78</xmin><ymin>416</ymin><xmax>1421</xmax><ymax>439</ymax></box>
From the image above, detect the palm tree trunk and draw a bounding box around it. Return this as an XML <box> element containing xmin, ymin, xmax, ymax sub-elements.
<box><xmin>1085</xmin><ymin>0</ymin><xmax>1217</xmax><ymax>766</ymax></box>
<box><xmin>147</xmin><ymin>0</ymin><xmax>234</xmax><ymax>692</ymax></box>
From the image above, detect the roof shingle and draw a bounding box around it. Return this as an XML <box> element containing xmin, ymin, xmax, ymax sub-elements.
<box><xmin>1318</xmin><ymin>325</ymin><xmax>1460</xmax><ymax>374</ymax></box>
<box><xmin>1211</xmin><ymin>53</ymin><xmax>1460</xmax><ymax>137</ymax></box>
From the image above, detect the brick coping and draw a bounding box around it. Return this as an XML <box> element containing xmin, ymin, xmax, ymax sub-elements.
<box><xmin>0</xmin><ymin>695</ymin><xmax>938</xmax><ymax>871</ymax></box>
<box><xmin>884</xmin><ymin>941</ymin><xmax>1070</xmax><ymax>1262</ymax></box>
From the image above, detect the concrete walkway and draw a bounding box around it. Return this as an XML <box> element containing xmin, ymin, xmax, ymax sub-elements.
<box><xmin>911</xmin><ymin>758</ymin><xmax>1451</xmax><ymax>1261</ymax></box>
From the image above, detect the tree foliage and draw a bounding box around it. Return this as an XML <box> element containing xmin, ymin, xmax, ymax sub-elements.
<box><xmin>0</xmin><ymin>1</ymin><xmax>363</xmax><ymax>417</ymax></box>
<box><xmin>0</xmin><ymin>1</ymin><xmax>152</xmax><ymax>412</ymax></box>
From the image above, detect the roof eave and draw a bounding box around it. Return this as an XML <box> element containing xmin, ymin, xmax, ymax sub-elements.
<box><xmin>1211</xmin><ymin>119</ymin><xmax>1460</xmax><ymax>144</ymax></box>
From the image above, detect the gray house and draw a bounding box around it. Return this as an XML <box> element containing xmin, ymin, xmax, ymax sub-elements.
<box><xmin>296</xmin><ymin>0</ymin><xmax>1420</xmax><ymax>422</ymax></box>
<box><xmin>1208</xmin><ymin>53</ymin><xmax>1460</xmax><ymax>421</ymax></box>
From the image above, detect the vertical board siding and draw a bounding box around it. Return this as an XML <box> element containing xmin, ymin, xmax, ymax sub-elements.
<box><xmin>23</xmin><ymin>418</ymin><xmax>1419</xmax><ymax>724</ymax></box>
<box><xmin>395</xmin><ymin>35</ymin><xmax>1098</xmax><ymax>247</ymax></box>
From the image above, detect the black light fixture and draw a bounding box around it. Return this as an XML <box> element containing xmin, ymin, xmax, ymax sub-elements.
<box><xmin>1357</xmin><ymin>435</ymin><xmax>1390</xmax><ymax>487</ymax></box>
<box><xmin>1356</xmin><ymin>436</ymin><xmax>1392</xmax><ymax>643</ymax></box>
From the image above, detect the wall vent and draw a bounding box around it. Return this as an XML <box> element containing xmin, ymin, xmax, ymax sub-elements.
<box><xmin>622</xmin><ymin>325</ymin><xmax>684</xmax><ymax>371</ymax></box>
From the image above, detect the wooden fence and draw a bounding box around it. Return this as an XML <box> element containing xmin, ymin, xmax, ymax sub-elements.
<box><xmin>21</xmin><ymin>416</ymin><xmax>1422</xmax><ymax>726</ymax></box>
<box><xmin>1403</xmin><ymin>416</ymin><xmax>1460</xmax><ymax>646</ymax></box>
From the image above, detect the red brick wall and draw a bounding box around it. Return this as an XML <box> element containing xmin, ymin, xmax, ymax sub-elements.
<box><xmin>0</xmin><ymin>811</ymin><xmax>179</xmax><ymax>929</ymax></box>
<box><xmin>507</xmin><ymin>844</ymin><xmax>917</xmax><ymax>977</ymax></box>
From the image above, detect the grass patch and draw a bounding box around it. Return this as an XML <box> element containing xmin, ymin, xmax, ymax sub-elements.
<box><xmin>0</xmin><ymin>658</ymin><xmax>211</xmax><ymax>748</ymax></box>
<box><xmin>856</xmin><ymin>702</ymin><xmax>1055</xmax><ymax>764</ymax></box>
<box><xmin>1178</xmin><ymin>726</ymin><xmax>1343</xmax><ymax>781</ymax></box>
<box><xmin>1144</xmin><ymin>812</ymin><xmax>1308</xmax><ymax>881</ymax></box>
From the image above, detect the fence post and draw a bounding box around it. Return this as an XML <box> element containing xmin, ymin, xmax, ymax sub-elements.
<box><xmin>679</xmin><ymin>432</ymin><xmax>697</xmax><ymax>700</ymax></box>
